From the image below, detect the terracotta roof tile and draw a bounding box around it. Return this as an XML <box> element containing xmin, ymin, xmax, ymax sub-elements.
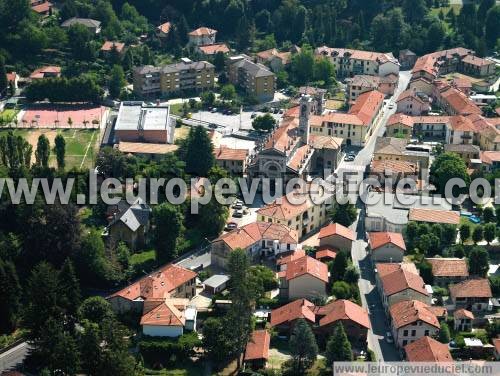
<box><xmin>157</xmin><ymin>22</ymin><xmax>171</xmax><ymax>34</ymax></box>
<box><xmin>213</xmin><ymin>146</ymin><xmax>248</xmax><ymax>161</ymax></box>
<box><xmin>244</xmin><ymin>330</ymin><xmax>270</xmax><ymax>361</ymax></box>
<box><xmin>277</xmin><ymin>249</ymin><xmax>306</xmax><ymax>266</ymax></box>
<box><xmin>318</xmin><ymin>223</ymin><xmax>355</xmax><ymax>241</ymax></box>
<box><xmin>426</xmin><ymin>258</ymin><xmax>469</xmax><ymax>278</ymax></box>
<box><xmin>405</xmin><ymin>336</ymin><xmax>453</xmax><ymax>362</ymax></box>
<box><xmin>189</xmin><ymin>27</ymin><xmax>217</xmax><ymax>36</ymax></box>
<box><xmin>387</xmin><ymin>113</ymin><xmax>414</xmax><ymax>128</ymax></box>
<box><xmin>315</xmin><ymin>246</ymin><xmax>338</xmax><ymax>261</ymax></box>
<box><xmin>140</xmin><ymin>299</ymin><xmax>186</xmax><ymax>326</ymax></box>
<box><xmin>317</xmin><ymin>299</ymin><xmax>370</xmax><ymax>329</ymax></box>
<box><xmin>270</xmin><ymin>298</ymin><xmax>316</xmax><ymax>326</ymax></box>
<box><xmin>101</xmin><ymin>41</ymin><xmax>125</xmax><ymax>52</ymax></box>
<box><xmin>449</xmin><ymin>278</ymin><xmax>492</xmax><ymax>299</ymax></box>
<box><xmin>370</xmin><ymin>159</ymin><xmax>418</xmax><ymax>174</ymax></box>
<box><xmin>368</xmin><ymin>232</ymin><xmax>406</xmax><ymax>251</ymax></box>
<box><xmin>198</xmin><ymin>43</ymin><xmax>230</xmax><ymax>55</ymax></box>
<box><xmin>454</xmin><ymin>308</ymin><xmax>474</xmax><ymax>319</ymax></box>
<box><xmin>390</xmin><ymin>300</ymin><xmax>440</xmax><ymax>329</ymax></box>
<box><xmin>284</xmin><ymin>255</ymin><xmax>329</xmax><ymax>283</ymax></box>
<box><xmin>409</xmin><ymin>208</ymin><xmax>460</xmax><ymax>225</ymax></box>
<box><xmin>380</xmin><ymin>266</ymin><xmax>428</xmax><ymax>297</ymax></box>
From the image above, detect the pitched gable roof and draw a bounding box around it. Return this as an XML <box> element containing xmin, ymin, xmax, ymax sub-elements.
<box><xmin>454</xmin><ymin>308</ymin><xmax>474</xmax><ymax>320</ymax></box>
<box><xmin>368</xmin><ymin>232</ymin><xmax>406</xmax><ymax>251</ymax></box>
<box><xmin>140</xmin><ymin>300</ymin><xmax>186</xmax><ymax>326</ymax></box>
<box><xmin>379</xmin><ymin>265</ymin><xmax>428</xmax><ymax>297</ymax></box>
<box><xmin>390</xmin><ymin>300</ymin><xmax>440</xmax><ymax>329</ymax></box>
<box><xmin>284</xmin><ymin>255</ymin><xmax>329</xmax><ymax>283</ymax></box>
<box><xmin>405</xmin><ymin>336</ymin><xmax>452</xmax><ymax>362</ymax></box>
<box><xmin>449</xmin><ymin>278</ymin><xmax>492</xmax><ymax>299</ymax></box>
<box><xmin>426</xmin><ymin>258</ymin><xmax>469</xmax><ymax>278</ymax></box>
<box><xmin>318</xmin><ymin>223</ymin><xmax>355</xmax><ymax>241</ymax></box>
<box><xmin>409</xmin><ymin>208</ymin><xmax>460</xmax><ymax>225</ymax></box>
<box><xmin>189</xmin><ymin>27</ymin><xmax>217</xmax><ymax>36</ymax></box>
<box><xmin>316</xmin><ymin>299</ymin><xmax>370</xmax><ymax>329</ymax></box>
<box><xmin>270</xmin><ymin>298</ymin><xmax>316</xmax><ymax>326</ymax></box>
<box><xmin>244</xmin><ymin>330</ymin><xmax>270</xmax><ymax>361</ymax></box>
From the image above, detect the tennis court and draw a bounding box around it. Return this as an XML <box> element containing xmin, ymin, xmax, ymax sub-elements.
<box><xmin>20</xmin><ymin>104</ymin><xmax>105</xmax><ymax>129</ymax></box>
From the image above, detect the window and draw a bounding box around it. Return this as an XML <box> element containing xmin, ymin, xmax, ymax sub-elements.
<box><xmin>403</xmin><ymin>330</ymin><xmax>408</xmax><ymax>336</ymax></box>
<box><xmin>424</xmin><ymin>330</ymin><xmax>429</xmax><ymax>336</ymax></box>
<box><xmin>403</xmin><ymin>340</ymin><xmax>408</xmax><ymax>346</ymax></box>
<box><xmin>411</xmin><ymin>330</ymin><xmax>416</xmax><ymax>336</ymax></box>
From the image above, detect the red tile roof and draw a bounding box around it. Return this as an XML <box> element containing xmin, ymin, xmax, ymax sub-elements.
<box><xmin>426</xmin><ymin>258</ymin><xmax>469</xmax><ymax>278</ymax></box>
<box><xmin>316</xmin><ymin>299</ymin><xmax>370</xmax><ymax>329</ymax></box>
<box><xmin>380</xmin><ymin>265</ymin><xmax>428</xmax><ymax>297</ymax></box>
<box><xmin>390</xmin><ymin>300</ymin><xmax>440</xmax><ymax>329</ymax></box>
<box><xmin>494</xmin><ymin>338</ymin><xmax>500</xmax><ymax>354</ymax></box>
<box><xmin>198</xmin><ymin>43</ymin><xmax>230</xmax><ymax>55</ymax></box>
<box><xmin>215</xmin><ymin>222</ymin><xmax>298</xmax><ymax>251</ymax></box>
<box><xmin>109</xmin><ymin>264</ymin><xmax>196</xmax><ymax>302</ymax></box>
<box><xmin>284</xmin><ymin>255</ymin><xmax>329</xmax><ymax>283</ymax></box>
<box><xmin>454</xmin><ymin>308</ymin><xmax>474</xmax><ymax>320</ymax></box>
<box><xmin>276</xmin><ymin>249</ymin><xmax>306</xmax><ymax>266</ymax></box>
<box><xmin>101</xmin><ymin>41</ymin><xmax>125</xmax><ymax>53</ymax></box>
<box><xmin>157</xmin><ymin>22</ymin><xmax>171</xmax><ymax>34</ymax></box>
<box><xmin>213</xmin><ymin>146</ymin><xmax>248</xmax><ymax>161</ymax></box>
<box><xmin>480</xmin><ymin>151</ymin><xmax>500</xmax><ymax>164</ymax></box>
<box><xmin>270</xmin><ymin>298</ymin><xmax>316</xmax><ymax>326</ymax></box>
<box><xmin>315</xmin><ymin>246</ymin><xmax>338</xmax><ymax>261</ymax></box>
<box><xmin>449</xmin><ymin>278</ymin><xmax>492</xmax><ymax>299</ymax></box>
<box><xmin>189</xmin><ymin>27</ymin><xmax>217</xmax><ymax>36</ymax></box>
<box><xmin>318</xmin><ymin>223</ymin><xmax>355</xmax><ymax>241</ymax></box>
<box><xmin>140</xmin><ymin>300</ymin><xmax>186</xmax><ymax>326</ymax></box>
<box><xmin>32</xmin><ymin>1</ymin><xmax>52</xmax><ymax>13</ymax></box>
<box><xmin>405</xmin><ymin>336</ymin><xmax>452</xmax><ymax>362</ymax></box>
<box><xmin>368</xmin><ymin>232</ymin><xmax>406</xmax><ymax>251</ymax></box>
<box><xmin>387</xmin><ymin>113</ymin><xmax>414</xmax><ymax>128</ymax></box>
<box><xmin>244</xmin><ymin>330</ymin><xmax>270</xmax><ymax>361</ymax></box>
<box><xmin>408</xmin><ymin>208</ymin><xmax>460</xmax><ymax>225</ymax></box>
<box><xmin>370</xmin><ymin>159</ymin><xmax>418</xmax><ymax>175</ymax></box>
<box><xmin>30</xmin><ymin>65</ymin><xmax>61</xmax><ymax>79</ymax></box>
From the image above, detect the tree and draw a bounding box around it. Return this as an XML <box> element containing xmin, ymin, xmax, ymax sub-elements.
<box><xmin>213</xmin><ymin>51</ymin><xmax>226</xmax><ymax>71</ymax></box>
<box><xmin>202</xmin><ymin>317</ymin><xmax>232</xmax><ymax>365</ymax></box>
<box><xmin>417</xmin><ymin>259</ymin><xmax>433</xmax><ymax>285</ymax></box>
<box><xmin>252</xmin><ymin>113</ymin><xmax>276</xmax><ymax>132</ymax></box>
<box><xmin>439</xmin><ymin>322</ymin><xmax>451</xmax><ymax>344</ymax></box>
<box><xmin>484</xmin><ymin>223</ymin><xmax>496</xmax><ymax>244</ymax></box>
<box><xmin>289</xmin><ymin>319</ymin><xmax>318</xmax><ymax>373</ymax></box>
<box><xmin>78</xmin><ymin>296</ymin><xmax>114</xmax><ymax>323</ymax></box>
<box><xmin>249</xmin><ymin>265</ymin><xmax>278</xmax><ymax>294</ymax></box>
<box><xmin>152</xmin><ymin>202</ymin><xmax>184</xmax><ymax>263</ymax></box>
<box><xmin>326</xmin><ymin>322</ymin><xmax>353</xmax><ymax>364</ymax></box>
<box><xmin>109</xmin><ymin>65</ymin><xmax>125</xmax><ymax>99</ymax></box>
<box><xmin>329</xmin><ymin>201</ymin><xmax>357</xmax><ymax>227</ymax></box>
<box><xmin>406</xmin><ymin>222</ymin><xmax>419</xmax><ymax>249</ymax></box>
<box><xmin>331</xmin><ymin>250</ymin><xmax>348</xmax><ymax>281</ymax></box>
<box><xmin>459</xmin><ymin>223</ymin><xmax>471</xmax><ymax>243</ymax></box>
<box><xmin>201</xmin><ymin>91</ymin><xmax>216</xmax><ymax>107</ymax></box>
<box><xmin>35</xmin><ymin>134</ymin><xmax>50</xmax><ymax>168</ymax></box>
<box><xmin>0</xmin><ymin>259</ymin><xmax>21</xmax><ymax>333</ymax></box>
<box><xmin>485</xmin><ymin>5</ymin><xmax>500</xmax><ymax>47</ymax></box>
<box><xmin>468</xmin><ymin>246</ymin><xmax>489</xmax><ymax>277</ymax></box>
<box><xmin>402</xmin><ymin>0</ymin><xmax>428</xmax><ymax>23</ymax></box>
<box><xmin>344</xmin><ymin>265</ymin><xmax>360</xmax><ymax>284</ymax></box>
<box><xmin>184</xmin><ymin>126</ymin><xmax>214</xmax><ymax>176</ymax></box>
<box><xmin>290</xmin><ymin>45</ymin><xmax>315</xmax><ymax>85</ymax></box>
<box><xmin>331</xmin><ymin>281</ymin><xmax>352</xmax><ymax>299</ymax></box>
<box><xmin>54</xmin><ymin>133</ymin><xmax>66</xmax><ymax>170</ymax></box>
<box><xmin>314</xmin><ymin>57</ymin><xmax>335</xmax><ymax>85</ymax></box>
<box><xmin>472</xmin><ymin>225</ymin><xmax>484</xmax><ymax>244</ymax></box>
<box><xmin>74</xmin><ymin>229</ymin><xmax>113</xmax><ymax>286</ymax></box>
<box><xmin>0</xmin><ymin>55</ymin><xmax>7</xmax><ymax>94</ymax></box>
<box><xmin>441</xmin><ymin>224</ymin><xmax>457</xmax><ymax>248</ymax></box>
<box><xmin>430</xmin><ymin>152</ymin><xmax>470</xmax><ymax>196</ymax></box>
<box><xmin>483</xmin><ymin>207</ymin><xmax>495</xmax><ymax>223</ymax></box>
<box><xmin>58</xmin><ymin>259</ymin><xmax>81</xmax><ymax>326</ymax></box>
<box><xmin>220</xmin><ymin>84</ymin><xmax>236</xmax><ymax>101</ymax></box>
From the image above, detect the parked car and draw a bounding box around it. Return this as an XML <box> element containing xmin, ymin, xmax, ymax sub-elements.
<box><xmin>233</xmin><ymin>210</ymin><xmax>243</xmax><ymax>218</ymax></box>
<box><xmin>232</xmin><ymin>203</ymin><xmax>243</xmax><ymax>210</ymax></box>
<box><xmin>208</xmin><ymin>123</ymin><xmax>217</xmax><ymax>129</ymax></box>
<box><xmin>251</xmin><ymin>113</ymin><xmax>257</xmax><ymax>118</ymax></box>
<box><xmin>226</xmin><ymin>222</ymin><xmax>237</xmax><ymax>230</ymax></box>
<box><xmin>385</xmin><ymin>332</ymin><xmax>394</xmax><ymax>343</ymax></box>
<box><xmin>211</xmin><ymin>107</ymin><xmax>217</xmax><ymax>113</ymax></box>
<box><xmin>344</xmin><ymin>154</ymin><xmax>355</xmax><ymax>162</ymax></box>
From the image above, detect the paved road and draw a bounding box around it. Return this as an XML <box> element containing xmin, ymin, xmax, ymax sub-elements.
<box><xmin>0</xmin><ymin>341</ymin><xmax>31</xmax><ymax>372</ymax></box>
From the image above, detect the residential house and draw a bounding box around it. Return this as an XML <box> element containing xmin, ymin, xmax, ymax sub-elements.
<box><xmin>386</xmin><ymin>113</ymin><xmax>414</xmax><ymax>139</ymax></box>
<box><xmin>433</xmin><ymin>83</ymin><xmax>482</xmax><ymax>116</ymax></box>
<box><xmin>426</xmin><ymin>258</ymin><xmax>469</xmax><ymax>287</ymax></box>
<box><xmin>100</xmin><ymin>41</ymin><xmax>126</xmax><ymax>58</ymax></box>
<box><xmin>107</xmin><ymin>264</ymin><xmax>197</xmax><ymax>313</ymax></box>
<box><xmin>244</xmin><ymin>330</ymin><xmax>270</xmax><ymax>371</ymax></box>
<box><xmin>315</xmin><ymin>246</ymin><xmax>337</xmax><ymax>263</ymax></box>
<box><xmin>459</xmin><ymin>55</ymin><xmax>496</xmax><ymax>77</ymax></box>
<box><xmin>203</xmin><ymin>275</ymin><xmax>229</xmax><ymax>295</ymax></box>
<box><xmin>156</xmin><ymin>22</ymin><xmax>171</xmax><ymax>39</ymax></box>
<box><xmin>227</xmin><ymin>55</ymin><xmax>275</xmax><ymax>102</ymax></box>
<box><xmin>106</xmin><ymin>197</ymin><xmax>151</xmax><ymax>251</ymax></box>
<box><xmin>408</xmin><ymin>208</ymin><xmax>460</xmax><ymax>226</ymax></box>
<box><xmin>399</xmin><ymin>49</ymin><xmax>417</xmax><ymax>70</ymax></box>
<box><xmin>309</xmin><ymin>90</ymin><xmax>385</xmax><ymax>146</ymax></box>
<box><xmin>6</xmin><ymin>72</ymin><xmax>19</xmax><ymax>91</ymax></box>
<box><xmin>480</xmin><ymin>151</ymin><xmax>500</xmax><ymax>171</ymax></box>
<box><xmin>314</xmin><ymin>299</ymin><xmax>370</xmax><ymax>347</ymax></box>
<box><xmin>269</xmin><ymin>298</ymin><xmax>316</xmax><ymax>333</ymax></box>
<box><xmin>368</xmin><ymin>159</ymin><xmax>419</xmax><ymax>190</ymax></box>
<box><xmin>376</xmin><ymin>263</ymin><xmax>431</xmax><ymax>311</ymax></box>
<box><xmin>444</xmin><ymin>144</ymin><xmax>480</xmax><ymax>166</ymax></box>
<box><xmin>445</xmin><ymin>115</ymin><xmax>476</xmax><ymax>145</ymax></box>
<box><xmin>213</xmin><ymin>146</ymin><xmax>248</xmax><ymax>175</ymax></box>
<box><xmin>278</xmin><ymin>255</ymin><xmax>329</xmax><ymax>300</ymax></box>
<box><xmin>197</xmin><ymin>43</ymin><xmax>230</xmax><ymax>57</ymax></box>
<box><xmin>188</xmin><ymin>27</ymin><xmax>217</xmax><ymax>46</ymax></box>
<box><xmin>31</xmin><ymin>0</ymin><xmax>52</xmax><ymax>16</ymax></box>
<box><xmin>318</xmin><ymin>223</ymin><xmax>355</xmax><ymax>251</ymax></box>
<box><xmin>61</xmin><ymin>17</ymin><xmax>101</xmax><ymax>34</ymax></box>
<box><xmin>373</xmin><ymin>137</ymin><xmax>430</xmax><ymax>168</ymax></box>
<box><xmin>449</xmin><ymin>278</ymin><xmax>492</xmax><ymax>312</ymax></box>
<box><xmin>396</xmin><ymin>90</ymin><xmax>431</xmax><ymax>116</ymax></box>
<box><xmin>389</xmin><ymin>300</ymin><xmax>440</xmax><ymax>348</ymax></box>
<box><xmin>315</xmin><ymin>46</ymin><xmax>400</xmax><ymax>78</ymax></box>
<box><xmin>454</xmin><ymin>309</ymin><xmax>474</xmax><ymax>331</ymax></box>
<box><xmin>368</xmin><ymin>232</ymin><xmax>406</xmax><ymax>263</ymax></box>
<box><xmin>211</xmin><ymin>222</ymin><xmax>299</xmax><ymax>269</ymax></box>
<box><xmin>257</xmin><ymin>191</ymin><xmax>333</xmax><ymax>239</ymax></box>
<box><xmin>451</xmin><ymin>77</ymin><xmax>472</xmax><ymax>96</ymax></box>
<box><xmin>140</xmin><ymin>298</ymin><xmax>196</xmax><ymax>337</ymax></box>
<box><xmin>133</xmin><ymin>59</ymin><xmax>215</xmax><ymax>96</ymax></box>
<box><xmin>404</xmin><ymin>336</ymin><xmax>453</xmax><ymax>362</ymax></box>
<box><xmin>412</xmin><ymin>116</ymin><xmax>450</xmax><ymax>141</ymax></box>
<box><xmin>345</xmin><ymin>75</ymin><xmax>397</xmax><ymax>102</ymax></box>
<box><xmin>30</xmin><ymin>66</ymin><xmax>61</xmax><ymax>80</ymax></box>
<box><xmin>255</xmin><ymin>48</ymin><xmax>292</xmax><ymax>72</ymax></box>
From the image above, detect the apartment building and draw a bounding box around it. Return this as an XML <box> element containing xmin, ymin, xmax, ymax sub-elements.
<box><xmin>213</xmin><ymin>146</ymin><xmax>249</xmax><ymax>175</ymax></box>
<box><xmin>309</xmin><ymin>90</ymin><xmax>385</xmax><ymax>146</ymax></box>
<box><xmin>227</xmin><ymin>55</ymin><xmax>275</xmax><ymax>102</ymax></box>
<box><xmin>315</xmin><ymin>46</ymin><xmax>400</xmax><ymax>78</ymax></box>
<box><xmin>346</xmin><ymin>74</ymin><xmax>398</xmax><ymax>102</ymax></box>
<box><xmin>133</xmin><ymin>58</ymin><xmax>215</xmax><ymax>96</ymax></box>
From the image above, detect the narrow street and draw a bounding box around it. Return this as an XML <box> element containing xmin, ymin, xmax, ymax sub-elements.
<box><xmin>343</xmin><ymin>70</ymin><xmax>412</xmax><ymax>361</ymax></box>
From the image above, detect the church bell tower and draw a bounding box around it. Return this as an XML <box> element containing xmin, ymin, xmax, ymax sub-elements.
<box><xmin>299</xmin><ymin>94</ymin><xmax>312</xmax><ymax>144</ymax></box>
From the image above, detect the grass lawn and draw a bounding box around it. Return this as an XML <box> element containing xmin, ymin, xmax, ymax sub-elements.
<box><xmin>174</xmin><ymin>125</ymin><xmax>191</xmax><ymax>141</ymax></box>
<box><xmin>129</xmin><ymin>249</ymin><xmax>156</xmax><ymax>267</ymax></box>
<box><xmin>170</xmin><ymin>103</ymin><xmax>184</xmax><ymax>116</ymax></box>
<box><xmin>0</xmin><ymin>128</ymin><xmax>98</xmax><ymax>169</ymax></box>
<box><xmin>325</xmin><ymin>99</ymin><xmax>345</xmax><ymax>110</ymax></box>
<box><xmin>144</xmin><ymin>360</ymin><xmax>207</xmax><ymax>375</ymax></box>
